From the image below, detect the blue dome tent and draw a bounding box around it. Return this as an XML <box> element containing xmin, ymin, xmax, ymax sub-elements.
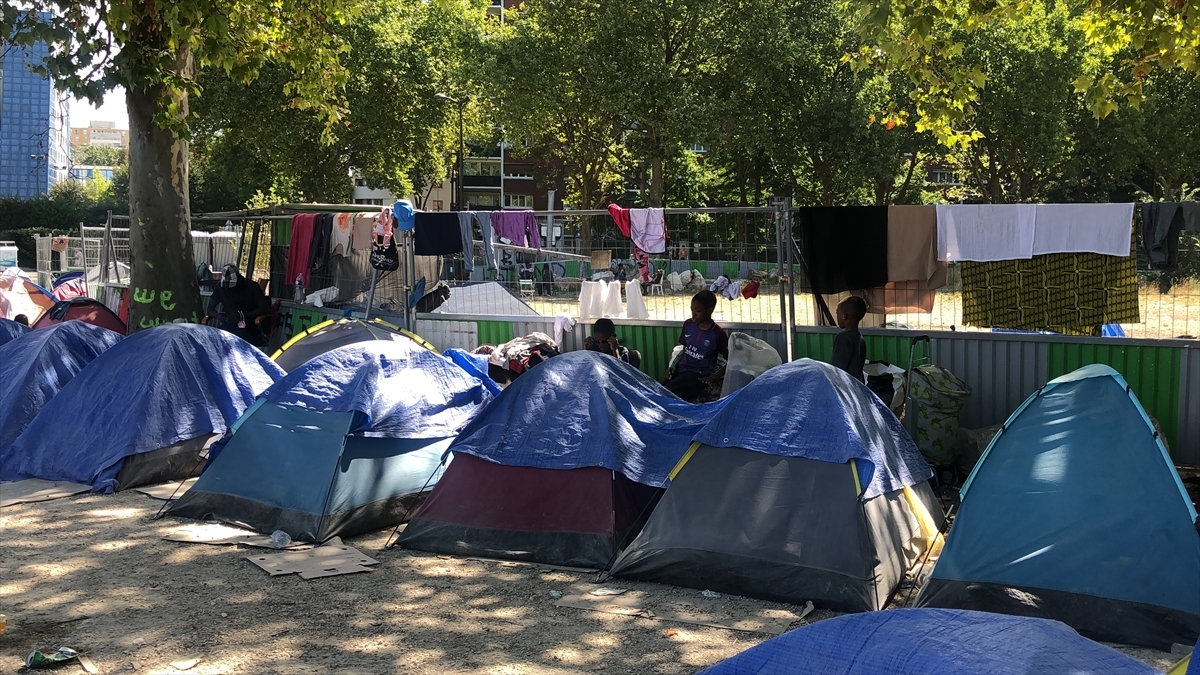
<box><xmin>917</xmin><ymin>364</ymin><xmax>1200</xmax><ymax>649</ymax></box>
<box><xmin>168</xmin><ymin>340</ymin><xmax>493</xmax><ymax>542</ymax></box>
<box><xmin>3</xmin><ymin>324</ymin><xmax>282</xmax><ymax>492</ymax></box>
<box><xmin>0</xmin><ymin>321</ymin><xmax>123</xmax><ymax>456</ymax></box>
<box><xmin>610</xmin><ymin>358</ymin><xmax>942</xmax><ymax>612</ymax></box>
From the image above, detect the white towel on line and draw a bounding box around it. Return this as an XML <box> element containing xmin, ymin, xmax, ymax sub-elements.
<box><xmin>553</xmin><ymin>313</ymin><xmax>576</xmax><ymax>346</ymax></box>
<box><xmin>937</xmin><ymin>204</ymin><xmax>1037</xmax><ymax>262</ymax></box>
<box><xmin>1032</xmin><ymin>203</ymin><xmax>1134</xmax><ymax>257</ymax></box>
<box><xmin>629</xmin><ymin>208</ymin><xmax>667</xmax><ymax>254</ymax></box>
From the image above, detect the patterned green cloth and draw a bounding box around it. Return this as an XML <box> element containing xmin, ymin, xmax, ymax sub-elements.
<box><xmin>961</xmin><ymin>253</ymin><xmax>1140</xmax><ymax>335</ymax></box>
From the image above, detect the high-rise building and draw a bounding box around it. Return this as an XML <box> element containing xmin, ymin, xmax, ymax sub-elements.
<box><xmin>71</xmin><ymin>121</ymin><xmax>128</xmax><ymax>149</ymax></box>
<box><xmin>0</xmin><ymin>35</ymin><xmax>70</xmax><ymax>199</ymax></box>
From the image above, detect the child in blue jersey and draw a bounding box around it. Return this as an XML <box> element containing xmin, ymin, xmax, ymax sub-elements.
<box><xmin>664</xmin><ymin>290</ymin><xmax>728</xmax><ymax>402</ymax></box>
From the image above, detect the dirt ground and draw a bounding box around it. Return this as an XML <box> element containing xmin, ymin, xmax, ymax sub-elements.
<box><xmin>0</xmin><ymin>491</ymin><xmax>1179</xmax><ymax>674</ymax></box>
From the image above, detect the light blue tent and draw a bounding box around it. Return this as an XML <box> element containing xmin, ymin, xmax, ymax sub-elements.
<box><xmin>918</xmin><ymin>364</ymin><xmax>1200</xmax><ymax>649</ymax></box>
<box><xmin>3</xmin><ymin>324</ymin><xmax>282</xmax><ymax>491</ymax></box>
<box><xmin>0</xmin><ymin>321</ymin><xmax>123</xmax><ymax>456</ymax></box>
<box><xmin>167</xmin><ymin>340</ymin><xmax>493</xmax><ymax>542</ymax></box>
<box><xmin>698</xmin><ymin>608</ymin><xmax>1159</xmax><ymax>675</ymax></box>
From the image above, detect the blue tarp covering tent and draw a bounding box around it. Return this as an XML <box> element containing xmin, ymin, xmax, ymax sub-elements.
<box><xmin>445</xmin><ymin>350</ymin><xmax>730</xmax><ymax>487</ymax></box>
<box><xmin>918</xmin><ymin>364</ymin><xmax>1200</xmax><ymax>649</ymax></box>
<box><xmin>0</xmin><ymin>317</ymin><xmax>30</xmax><ymax>346</ymax></box>
<box><xmin>168</xmin><ymin>341</ymin><xmax>493</xmax><ymax>542</ymax></box>
<box><xmin>398</xmin><ymin>351</ymin><xmax>727</xmax><ymax>568</ymax></box>
<box><xmin>610</xmin><ymin>358</ymin><xmax>942</xmax><ymax>611</ymax></box>
<box><xmin>0</xmin><ymin>321</ymin><xmax>123</xmax><ymax>457</ymax></box>
<box><xmin>693</xmin><ymin>358</ymin><xmax>932</xmax><ymax>499</ymax></box>
<box><xmin>3</xmin><ymin>324</ymin><xmax>282</xmax><ymax>492</ymax></box>
<box><xmin>698</xmin><ymin>608</ymin><xmax>1160</xmax><ymax>675</ymax></box>
<box><xmin>443</xmin><ymin>348</ymin><xmax>502</xmax><ymax>396</ymax></box>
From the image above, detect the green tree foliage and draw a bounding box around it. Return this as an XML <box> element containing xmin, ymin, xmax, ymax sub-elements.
<box><xmin>72</xmin><ymin>145</ymin><xmax>126</xmax><ymax>167</ymax></box>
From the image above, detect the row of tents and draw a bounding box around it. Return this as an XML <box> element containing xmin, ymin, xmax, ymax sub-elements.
<box><xmin>1</xmin><ymin>314</ymin><xmax>1198</xmax><ymax>654</ymax></box>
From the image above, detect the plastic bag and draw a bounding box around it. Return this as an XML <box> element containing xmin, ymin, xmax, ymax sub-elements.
<box><xmin>719</xmin><ymin>333</ymin><xmax>782</xmax><ymax>398</ymax></box>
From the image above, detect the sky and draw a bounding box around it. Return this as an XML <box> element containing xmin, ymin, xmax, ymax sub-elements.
<box><xmin>68</xmin><ymin>86</ymin><xmax>128</xmax><ymax>129</ymax></box>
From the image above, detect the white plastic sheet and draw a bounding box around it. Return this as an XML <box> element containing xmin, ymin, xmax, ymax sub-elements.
<box><xmin>719</xmin><ymin>333</ymin><xmax>782</xmax><ymax>398</ymax></box>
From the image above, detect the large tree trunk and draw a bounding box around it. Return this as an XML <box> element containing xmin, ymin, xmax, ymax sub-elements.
<box><xmin>126</xmin><ymin>50</ymin><xmax>202</xmax><ymax>332</ymax></box>
<box><xmin>648</xmin><ymin>156</ymin><xmax>665</xmax><ymax>207</ymax></box>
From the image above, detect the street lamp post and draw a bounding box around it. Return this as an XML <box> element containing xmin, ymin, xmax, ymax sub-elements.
<box><xmin>435</xmin><ymin>93</ymin><xmax>468</xmax><ymax>210</ymax></box>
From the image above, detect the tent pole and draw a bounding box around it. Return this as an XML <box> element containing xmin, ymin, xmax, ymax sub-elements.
<box><xmin>365</xmin><ymin>269</ymin><xmax>378</xmax><ymax>321</ymax></box>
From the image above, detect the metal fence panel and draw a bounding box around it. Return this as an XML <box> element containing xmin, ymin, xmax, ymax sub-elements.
<box><xmin>1178</xmin><ymin>345</ymin><xmax>1200</xmax><ymax>464</ymax></box>
<box><xmin>929</xmin><ymin>334</ymin><xmax>1049</xmax><ymax>432</ymax></box>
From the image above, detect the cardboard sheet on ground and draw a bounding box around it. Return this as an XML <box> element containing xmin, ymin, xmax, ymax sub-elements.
<box><xmin>554</xmin><ymin>585</ymin><xmax>809</xmax><ymax>634</ymax></box>
<box><xmin>0</xmin><ymin>479</ymin><xmax>90</xmax><ymax>507</ymax></box>
<box><xmin>135</xmin><ymin>478</ymin><xmax>198</xmax><ymax>500</ymax></box>
<box><xmin>163</xmin><ymin>523</ymin><xmax>308</xmax><ymax>549</ymax></box>
<box><xmin>248</xmin><ymin>545</ymin><xmax>378</xmax><ymax>579</ymax></box>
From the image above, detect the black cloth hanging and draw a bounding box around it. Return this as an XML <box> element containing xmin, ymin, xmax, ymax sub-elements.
<box><xmin>415</xmin><ymin>212</ymin><xmax>466</xmax><ymax>256</ymax></box>
<box><xmin>796</xmin><ymin>206</ymin><xmax>889</xmax><ymax>294</ymax></box>
<box><xmin>1141</xmin><ymin>202</ymin><xmax>1200</xmax><ymax>271</ymax></box>
<box><xmin>308</xmin><ymin>213</ymin><xmax>335</xmax><ymax>274</ymax></box>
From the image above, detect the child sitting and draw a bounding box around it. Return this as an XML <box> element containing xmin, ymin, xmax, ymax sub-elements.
<box><xmin>584</xmin><ymin>318</ymin><xmax>641</xmax><ymax>368</ymax></box>
<box><xmin>663</xmin><ymin>290</ymin><xmax>728</xmax><ymax>402</ymax></box>
<box><xmin>831</xmin><ymin>296</ymin><xmax>867</xmax><ymax>382</ymax></box>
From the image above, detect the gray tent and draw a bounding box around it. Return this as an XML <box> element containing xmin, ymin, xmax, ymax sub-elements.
<box><xmin>610</xmin><ymin>359</ymin><xmax>944</xmax><ymax>612</ymax></box>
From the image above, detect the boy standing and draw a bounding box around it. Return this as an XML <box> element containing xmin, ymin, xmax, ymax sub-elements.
<box><xmin>831</xmin><ymin>296</ymin><xmax>867</xmax><ymax>382</ymax></box>
<box><xmin>664</xmin><ymin>290</ymin><xmax>728</xmax><ymax>402</ymax></box>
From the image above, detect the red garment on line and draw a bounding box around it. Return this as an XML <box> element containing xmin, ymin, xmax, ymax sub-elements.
<box><xmin>607</xmin><ymin>204</ymin><xmax>631</xmax><ymax>237</ymax></box>
<box><xmin>285</xmin><ymin>213</ymin><xmax>316</xmax><ymax>288</ymax></box>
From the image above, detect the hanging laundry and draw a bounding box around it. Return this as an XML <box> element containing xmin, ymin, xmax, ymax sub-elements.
<box><xmin>607</xmin><ymin>204</ymin><xmax>632</xmax><ymax>237</ymax></box>
<box><xmin>864</xmin><ymin>273</ymin><xmax>948</xmax><ymax>314</ymax></box>
<box><xmin>553</xmin><ymin>314</ymin><xmax>576</xmax><ymax>346</ymax></box>
<box><xmin>308</xmin><ymin>213</ymin><xmax>335</xmax><ymax>274</ymax></box>
<box><xmin>1033</xmin><ymin>203</ymin><xmax>1135</xmax><ymax>257</ymax></box>
<box><xmin>373</xmin><ymin>208</ymin><xmax>394</xmax><ymax>246</ymax></box>
<box><xmin>741</xmin><ymin>280</ymin><xmax>761</xmax><ymax>299</ymax></box>
<box><xmin>1141</xmin><ymin>202</ymin><xmax>1200</xmax><ymax>270</ymax></box>
<box><xmin>961</xmin><ymin>252</ymin><xmax>1139</xmax><ymax>335</ymax></box>
<box><xmin>600</xmin><ymin>280</ymin><xmax>624</xmax><ymax>318</ymax></box>
<box><xmin>936</xmin><ymin>204</ymin><xmax>1036</xmax><ymax>262</ymax></box>
<box><xmin>625</xmin><ymin>280</ymin><xmax>649</xmax><ymax>319</ymax></box>
<box><xmin>473</xmin><ymin>211</ymin><xmax>498</xmax><ymax>271</ymax></box>
<box><xmin>723</xmin><ymin>280</ymin><xmax>742</xmax><ymax>301</ymax></box>
<box><xmin>331</xmin><ymin>213</ymin><xmax>353</xmax><ymax>256</ymax></box>
<box><xmin>490</xmin><ymin>210</ymin><xmax>541</xmax><ymax>249</ymax></box>
<box><xmin>351</xmin><ymin>213</ymin><xmax>374</xmax><ymax>252</ymax></box>
<box><xmin>458</xmin><ymin>212</ymin><xmax>477</xmax><ymax>273</ymax></box>
<box><xmin>710</xmin><ymin>275</ymin><xmax>731</xmax><ymax>294</ymax></box>
<box><xmin>632</xmin><ymin>247</ymin><xmax>652</xmax><ymax>282</ymax></box>
<box><xmin>285</xmin><ymin>213</ymin><xmax>315</xmax><ymax>288</ymax></box>
<box><xmin>629</xmin><ymin>208</ymin><xmax>667</xmax><ymax>254</ymax></box>
<box><xmin>796</xmin><ymin>206</ymin><xmax>889</xmax><ymax>294</ymax></box>
<box><xmin>887</xmin><ymin>205</ymin><xmax>940</xmax><ymax>282</ymax></box>
<box><xmin>393</xmin><ymin>200</ymin><xmax>416</xmax><ymax>231</ymax></box>
<box><xmin>578</xmin><ymin>280</ymin><xmax>605</xmax><ymax>320</ymax></box>
<box><xmin>415</xmin><ymin>212</ymin><xmax>465</xmax><ymax>256</ymax></box>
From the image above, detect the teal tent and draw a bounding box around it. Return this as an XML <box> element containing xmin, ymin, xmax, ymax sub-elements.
<box><xmin>918</xmin><ymin>364</ymin><xmax>1200</xmax><ymax>649</ymax></box>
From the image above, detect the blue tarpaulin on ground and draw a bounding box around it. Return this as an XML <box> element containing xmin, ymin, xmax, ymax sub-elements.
<box><xmin>698</xmin><ymin>609</ymin><xmax>1160</xmax><ymax>675</ymax></box>
<box><xmin>0</xmin><ymin>317</ymin><xmax>29</xmax><ymax>346</ymax></box>
<box><xmin>0</xmin><ymin>321</ymin><xmax>123</xmax><ymax>456</ymax></box>
<box><xmin>260</xmin><ymin>341</ymin><xmax>493</xmax><ymax>438</ymax></box>
<box><xmin>3</xmin><ymin>324</ymin><xmax>282</xmax><ymax>491</ymax></box>
<box><xmin>447</xmin><ymin>351</ymin><xmax>728</xmax><ymax>487</ymax></box>
<box><xmin>692</xmin><ymin>358</ymin><xmax>931</xmax><ymax>499</ymax></box>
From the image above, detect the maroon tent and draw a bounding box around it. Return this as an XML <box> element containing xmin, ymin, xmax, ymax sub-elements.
<box><xmin>398</xmin><ymin>454</ymin><xmax>661</xmax><ymax>569</ymax></box>
<box><xmin>34</xmin><ymin>298</ymin><xmax>127</xmax><ymax>335</ymax></box>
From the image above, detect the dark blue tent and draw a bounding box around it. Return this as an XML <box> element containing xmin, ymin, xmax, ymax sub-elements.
<box><xmin>698</xmin><ymin>608</ymin><xmax>1160</xmax><ymax>675</ymax></box>
<box><xmin>399</xmin><ymin>351</ymin><xmax>729</xmax><ymax>568</ymax></box>
<box><xmin>0</xmin><ymin>321</ymin><xmax>123</xmax><ymax>457</ymax></box>
<box><xmin>918</xmin><ymin>364</ymin><xmax>1200</xmax><ymax>649</ymax></box>
<box><xmin>3</xmin><ymin>324</ymin><xmax>282</xmax><ymax>492</ymax></box>
<box><xmin>611</xmin><ymin>359</ymin><xmax>941</xmax><ymax>611</ymax></box>
<box><xmin>0</xmin><ymin>317</ymin><xmax>30</xmax><ymax>346</ymax></box>
<box><xmin>168</xmin><ymin>341</ymin><xmax>493</xmax><ymax>542</ymax></box>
